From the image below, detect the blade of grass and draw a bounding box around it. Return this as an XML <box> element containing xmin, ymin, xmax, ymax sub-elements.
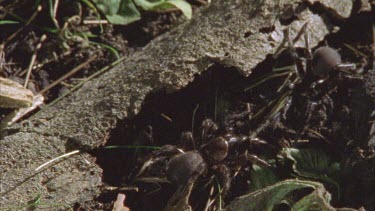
<box><xmin>81</xmin><ymin>0</ymin><xmax>104</xmax><ymax>33</ymax></box>
<box><xmin>343</xmin><ymin>43</ymin><xmax>368</xmax><ymax>58</ymax></box>
<box><xmin>0</xmin><ymin>20</ymin><xmax>19</xmax><ymax>25</ymax></box>
<box><xmin>272</xmin><ymin>64</ymin><xmax>295</xmax><ymax>72</ymax></box>
<box><xmin>89</xmin><ymin>41</ymin><xmax>120</xmax><ymax>59</ymax></box>
<box><xmin>244</xmin><ymin>71</ymin><xmax>290</xmax><ymax>92</ymax></box>
<box><xmin>215</xmin><ymin>176</ymin><xmax>223</xmax><ymax>210</ymax></box>
<box><xmin>48</xmin><ymin>0</ymin><xmax>60</xmax><ymax>29</ymax></box>
<box><xmin>250</xmin><ymin>90</ymin><xmax>292</xmax><ymax>138</ymax></box>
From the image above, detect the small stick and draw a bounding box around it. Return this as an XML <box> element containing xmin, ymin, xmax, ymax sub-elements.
<box><xmin>36</xmin><ymin>56</ymin><xmax>126</xmax><ymax>112</ymax></box>
<box><xmin>24</xmin><ymin>34</ymin><xmax>47</xmax><ymax>87</ymax></box>
<box><xmin>38</xmin><ymin>54</ymin><xmax>98</xmax><ymax>94</ymax></box>
<box><xmin>0</xmin><ymin>45</ymin><xmax>5</xmax><ymax>71</ymax></box>
<box><xmin>83</xmin><ymin>19</ymin><xmax>108</xmax><ymax>25</ymax></box>
<box><xmin>35</xmin><ymin>150</ymin><xmax>80</xmax><ymax>171</ymax></box>
<box><xmin>160</xmin><ymin>113</ymin><xmax>173</xmax><ymax>122</ymax></box>
<box><xmin>5</xmin><ymin>5</ymin><xmax>42</xmax><ymax>44</ymax></box>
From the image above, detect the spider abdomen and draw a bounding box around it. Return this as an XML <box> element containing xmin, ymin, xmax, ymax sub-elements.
<box><xmin>167</xmin><ymin>151</ymin><xmax>205</xmax><ymax>186</ymax></box>
<box><xmin>312</xmin><ymin>46</ymin><xmax>342</xmax><ymax>76</ymax></box>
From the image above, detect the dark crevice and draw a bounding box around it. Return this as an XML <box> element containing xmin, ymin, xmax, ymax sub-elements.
<box><xmin>91</xmin><ymin>57</ymin><xmax>278</xmax><ymax>210</ymax></box>
<box><xmin>243</xmin><ymin>31</ymin><xmax>253</xmax><ymax>38</ymax></box>
<box><xmin>258</xmin><ymin>25</ymin><xmax>275</xmax><ymax>34</ymax></box>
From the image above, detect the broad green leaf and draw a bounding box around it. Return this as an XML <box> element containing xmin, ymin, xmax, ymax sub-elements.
<box><xmin>292</xmin><ymin>189</ymin><xmax>358</xmax><ymax>211</ymax></box>
<box><xmin>156</xmin><ymin>0</ymin><xmax>192</xmax><ymax>19</ymax></box>
<box><xmin>225</xmin><ymin>179</ymin><xmax>328</xmax><ymax>211</ymax></box>
<box><xmin>92</xmin><ymin>0</ymin><xmax>121</xmax><ymax>15</ymax></box>
<box><xmin>279</xmin><ymin>148</ymin><xmax>340</xmax><ymax>183</ymax></box>
<box><xmin>134</xmin><ymin>0</ymin><xmax>192</xmax><ymax>19</ymax></box>
<box><xmin>291</xmin><ymin>189</ymin><xmax>333</xmax><ymax>211</ymax></box>
<box><xmin>93</xmin><ymin>0</ymin><xmax>141</xmax><ymax>25</ymax></box>
<box><xmin>133</xmin><ymin>0</ymin><xmax>160</xmax><ymax>10</ymax></box>
<box><xmin>250</xmin><ymin>164</ymin><xmax>279</xmax><ymax>191</ymax></box>
<box><xmin>225</xmin><ymin>179</ymin><xmax>359</xmax><ymax>211</ymax></box>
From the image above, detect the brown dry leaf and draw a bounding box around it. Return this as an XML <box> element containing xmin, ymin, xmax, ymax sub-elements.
<box><xmin>0</xmin><ymin>77</ymin><xmax>34</xmax><ymax>108</ymax></box>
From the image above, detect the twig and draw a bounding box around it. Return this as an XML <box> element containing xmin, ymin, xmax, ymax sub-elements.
<box><xmin>83</xmin><ymin>19</ymin><xmax>108</xmax><ymax>25</ymax></box>
<box><xmin>24</xmin><ymin>34</ymin><xmax>47</xmax><ymax>87</ymax></box>
<box><xmin>38</xmin><ymin>56</ymin><xmax>126</xmax><ymax>112</ymax></box>
<box><xmin>35</xmin><ymin>150</ymin><xmax>80</xmax><ymax>171</ymax></box>
<box><xmin>5</xmin><ymin>5</ymin><xmax>42</xmax><ymax>44</ymax></box>
<box><xmin>38</xmin><ymin>54</ymin><xmax>98</xmax><ymax>94</ymax></box>
<box><xmin>0</xmin><ymin>45</ymin><xmax>5</xmax><ymax>72</ymax></box>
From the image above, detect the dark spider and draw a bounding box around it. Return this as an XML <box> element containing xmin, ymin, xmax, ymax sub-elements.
<box><xmin>251</xmin><ymin>23</ymin><xmax>360</xmax><ymax>140</ymax></box>
<box><xmin>134</xmin><ymin>114</ymin><xmax>271</xmax><ymax>207</ymax></box>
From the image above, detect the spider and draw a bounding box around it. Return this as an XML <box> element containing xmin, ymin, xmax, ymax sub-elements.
<box><xmin>249</xmin><ymin>22</ymin><xmax>360</xmax><ymax>140</ymax></box>
<box><xmin>134</xmin><ymin>113</ymin><xmax>271</xmax><ymax>208</ymax></box>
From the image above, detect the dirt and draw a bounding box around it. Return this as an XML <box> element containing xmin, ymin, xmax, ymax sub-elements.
<box><xmin>0</xmin><ymin>0</ymin><xmax>374</xmax><ymax>210</ymax></box>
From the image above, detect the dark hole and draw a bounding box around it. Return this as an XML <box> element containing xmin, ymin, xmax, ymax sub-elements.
<box><xmin>243</xmin><ymin>31</ymin><xmax>253</xmax><ymax>38</ymax></box>
<box><xmin>258</xmin><ymin>26</ymin><xmax>275</xmax><ymax>33</ymax></box>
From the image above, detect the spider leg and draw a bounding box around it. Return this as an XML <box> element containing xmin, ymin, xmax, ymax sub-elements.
<box><xmin>247</xmin><ymin>153</ymin><xmax>270</xmax><ymax>167</ymax></box>
<box><xmin>294</xmin><ymin>100</ymin><xmax>318</xmax><ymax>141</ymax></box>
<box><xmin>213</xmin><ymin>164</ymin><xmax>231</xmax><ymax>196</ymax></box>
<box><xmin>223</xmin><ymin>109</ymin><xmax>252</xmax><ymax>129</ymax></box>
<box><xmin>201</xmin><ymin>119</ymin><xmax>218</xmax><ymax>142</ymax></box>
<box><xmin>274</xmin><ymin>26</ymin><xmax>292</xmax><ymax>58</ymax></box>
<box><xmin>292</xmin><ymin>22</ymin><xmax>309</xmax><ymax>45</ymax></box>
<box><xmin>180</xmin><ymin>131</ymin><xmax>195</xmax><ymax>150</ymax></box>
<box><xmin>303</xmin><ymin>25</ymin><xmax>312</xmax><ymax>60</ymax></box>
<box><xmin>164</xmin><ymin>181</ymin><xmax>195</xmax><ymax>211</ymax></box>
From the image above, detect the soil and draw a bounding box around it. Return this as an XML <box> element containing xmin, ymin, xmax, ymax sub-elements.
<box><xmin>0</xmin><ymin>1</ymin><xmax>374</xmax><ymax>210</ymax></box>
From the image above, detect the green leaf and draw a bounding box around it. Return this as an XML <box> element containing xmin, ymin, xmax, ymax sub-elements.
<box><xmin>278</xmin><ymin>148</ymin><xmax>340</xmax><ymax>181</ymax></box>
<box><xmin>225</xmin><ymin>179</ymin><xmax>328</xmax><ymax>211</ymax></box>
<box><xmin>134</xmin><ymin>0</ymin><xmax>192</xmax><ymax>19</ymax></box>
<box><xmin>81</xmin><ymin>0</ymin><xmax>104</xmax><ymax>32</ymax></box>
<box><xmin>92</xmin><ymin>0</ymin><xmax>121</xmax><ymax>15</ymax></box>
<box><xmin>157</xmin><ymin>0</ymin><xmax>192</xmax><ymax>19</ymax></box>
<box><xmin>291</xmin><ymin>190</ymin><xmax>332</xmax><ymax>211</ymax></box>
<box><xmin>291</xmin><ymin>188</ymin><xmax>358</xmax><ymax>211</ymax></box>
<box><xmin>93</xmin><ymin>0</ymin><xmax>141</xmax><ymax>25</ymax></box>
<box><xmin>250</xmin><ymin>164</ymin><xmax>279</xmax><ymax>191</ymax></box>
<box><xmin>225</xmin><ymin>179</ymin><xmax>359</xmax><ymax>211</ymax></box>
<box><xmin>278</xmin><ymin>148</ymin><xmax>341</xmax><ymax>197</ymax></box>
<box><xmin>133</xmin><ymin>0</ymin><xmax>160</xmax><ymax>10</ymax></box>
